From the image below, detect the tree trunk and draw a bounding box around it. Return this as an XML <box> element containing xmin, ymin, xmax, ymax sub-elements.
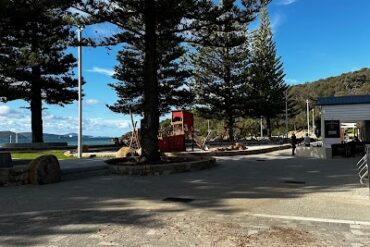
<box><xmin>227</xmin><ymin>116</ymin><xmax>234</xmax><ymax>142</ymax></box>
<box><xmin>141</xmin><ymin>0</ymin><xmax>160</xmax><ymax>162</ymax></box>
<box><xmin>31</xmin><ymin>66</ymin><xmax>43</xmax><ymax>143</ymax></box>
<box><xmin>266</xmin><ymin>116</ymin><xmax>272</xmax><ymax>138</ymax></box>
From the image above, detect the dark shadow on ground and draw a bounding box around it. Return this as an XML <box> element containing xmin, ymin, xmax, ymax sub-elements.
<box><xmin>0</xmin><ymin>150</ymin><xmax>366</xmax><ymax>246</ymax></box>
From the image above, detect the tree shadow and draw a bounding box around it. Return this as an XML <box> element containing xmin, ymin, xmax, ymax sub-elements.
<box><xmin>0</xmin><ymin>150</ymin><xmax>367</xmax><ymax>246</ymax></box>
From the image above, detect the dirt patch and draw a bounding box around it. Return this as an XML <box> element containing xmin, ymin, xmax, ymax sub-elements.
<box><xmin>243</xmin><ymin>226</ymin><xmax>319</xmax><ymax>247</ymax></box>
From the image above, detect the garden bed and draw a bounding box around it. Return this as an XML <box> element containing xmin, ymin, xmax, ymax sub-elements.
<box><xmin>105</xmin><ymin>156</ymin><xmax>216</xmax><ymax>176</ymax></box>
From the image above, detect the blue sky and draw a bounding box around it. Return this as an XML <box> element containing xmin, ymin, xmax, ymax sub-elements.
<box><xmin>1</xmin><ymin>0</ymin><xmax>370</xmax><ymax>137</ymax></box>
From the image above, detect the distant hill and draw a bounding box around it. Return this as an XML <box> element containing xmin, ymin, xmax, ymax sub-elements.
<box><xmin>290</xmin><ymin>68</ymin><xmax>370</xmax><ymax>109</ymax></box>
<box><xmin>18</xmin><ymin>132</ymin><xmax>94</xmax><ymax>140</ymax></box>
<box><xmin>288</xmin><ymin>68</ymin><xmax>370</xmax><ymax>130</ymax></box>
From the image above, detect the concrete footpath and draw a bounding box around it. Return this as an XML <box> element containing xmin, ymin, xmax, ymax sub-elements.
<box><xmin>1</xmin><ymin>150</ymin><xmax>370</xmax><ymax>246</ymax></box>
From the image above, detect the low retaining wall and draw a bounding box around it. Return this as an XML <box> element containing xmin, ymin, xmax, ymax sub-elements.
<box><xmin>296</xmin><ymin>147</ymin><xmax>331</xmax><ymax>159</ymax></box>
<box><xmin>0</xmin><ymin>166</ymin><xmax>29</xmax><ymax>186</ymax></box>
<box><xmin>168</xmin><ymin>145</ymin><xmax>292</xmax><ymax>157</ymax></box>
<box><xmin>107</xmin><ymin>157</ymin><xmax>216</xmax><ymax>176</ymax></box>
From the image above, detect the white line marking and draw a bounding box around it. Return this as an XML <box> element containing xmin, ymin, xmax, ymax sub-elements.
<box><xmin>246</xmin><ymin>213</ymin><xmax>370</xmax><ymax>226</ymax></box>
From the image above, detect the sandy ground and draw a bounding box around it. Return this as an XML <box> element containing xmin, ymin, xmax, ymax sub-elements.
<box><xmin>1</xmin><ymin>150</ymin><xmax>370</xmax><ymax>246</ymax></box>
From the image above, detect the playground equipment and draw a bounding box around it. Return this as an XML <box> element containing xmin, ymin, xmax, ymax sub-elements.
<box><xmin>158</xmin><ymin>111</ymin><xmax>208</xmax><ymax>152</ymax></box>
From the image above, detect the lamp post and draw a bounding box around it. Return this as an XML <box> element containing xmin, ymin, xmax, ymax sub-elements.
<box><xmin>312</xmin><ymin>108</ymin><xmax>315</xmax><ymax>137</ymax></box>
<box><xmin>285</xmin><ymin>90</ymin><xmax>288</xmax><ymax>139</ymax></box>
<box><xmin>306</xmin><ymin>99</ymin><xmax>310</xmax><ymax>136</ymax></box>
<box><xmin>77</xmin><ymin>27</ymin><xmax>83</xmax><ymax>159</ymax></box>
<box><xmin>260</xmin><ymin>116</ymin><xmax>263</xmax><ymax>138</ymax></box>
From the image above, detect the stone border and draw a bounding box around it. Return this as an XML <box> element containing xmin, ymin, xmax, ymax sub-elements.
<box><xmin>0</xmin><ymin>166</ymin><xmax>29</xmax><ymax>186</ymax></box>
<box><xmin>167</xmin><ymin>144</ymin><xmax>292</xmax><ymax>157</ymax></box>
<box><xmin>106</xmin><ymin>156</ymin><xmax>216</xmax><ymax>176</ymax></box>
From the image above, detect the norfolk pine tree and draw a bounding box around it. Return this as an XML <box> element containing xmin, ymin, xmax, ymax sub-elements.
<box><xmin>108</xmin><ymin>21</ymin><xmax>193</xmax><ymax>115</ymax></box>
<box><xmin>0</xmin><ymin>0</ymin><xmax>79</xmax><ymax>143</ymax></box>
<box><xmin>75</xmin><ymin>0</ymin><xmax>266</xmax><ymax>162</ymax></box>
<box><xmin>249</xmin><ymin>7</ymin><xmax>288</xmax><ymax>137</ymax></box>
<box><xmin>193</xmin><ymin>0</ymin><xmax>253</xmax><ymax>142</ymax></box>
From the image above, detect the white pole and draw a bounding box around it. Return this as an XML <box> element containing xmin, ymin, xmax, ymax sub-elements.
<box><xmin>306</xmin><ymin>99</ymin><xmax>310</xmax><ymax>136</ymax></box>
<box><xmin>260</xmin><ymin>116</ymin><xmax>263</xmax><ymax>138</ymax></box>
<box><xmin>285</xmin><ymin>90</ymin><xmax>288</xmax><ymax>139</ymax></box>
<box><xmin>15</xmin><ymin>132</ymin><xmax>18</xmax><ymax>143</ymax></box>
<box><xmin>9</xmin><ymin>135</ymin><xmax>12</xmax><ymax>144</ymax></box>
<box><xmin>77</xmin><ymin>27</ymin><xmax>83</xmax><ymax>159</ymax></box>
<box><xmin>312</xmin><ymin>108</ymin><xmax>315</xmax><ymax>136</ymax></box>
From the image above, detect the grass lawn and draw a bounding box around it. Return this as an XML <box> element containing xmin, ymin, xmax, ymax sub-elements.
<box><xmin>11</xmin><ymin>150</ymin><xmax>75</xmax><ymax>160</ymax></box>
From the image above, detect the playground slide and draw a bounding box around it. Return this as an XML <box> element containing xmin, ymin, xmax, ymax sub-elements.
<box><xmin>190</xmin><ymin>132</ymin><xmax>209</xmax><ymax>151</ymax></box>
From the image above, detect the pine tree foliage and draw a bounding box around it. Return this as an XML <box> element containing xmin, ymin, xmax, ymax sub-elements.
<box><xmin>249</xmin><ymin>7</ymin><xmax>288</xmax><ymax>136</ymax></box>
<box><xmin>108</xmin><ymin>22</ymin><xmax>193</xmax><ymax>115</ymax></box>
<box><xmin>193</xmin><ymin>0</ymin><xmax>252</xmax><ymax>142</ymax></box>
<box><xmin>74</xmin><ymin>0</ymin><xmax>266</xmax><ymax>161</ymax></box>
<box><xmin>0</xmin><ymin>0</ymin><xmax>78</xmax><ymax>143</ymax></box>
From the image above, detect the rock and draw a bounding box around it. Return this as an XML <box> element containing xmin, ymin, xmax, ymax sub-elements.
<box><xmin>0</xmin><ymin>152</ymin><xmax>12</xmax><ymax>168</ymax></box>
<box><xmin>116</xmin><ymin>147</ymin><xmax>135</xmax><ymax>158</ymax></box>
<box><xmin>0</xmin><ymin>169</ymin><xmax>10</xmax><ymax>186</ymax></box>
<box><xmin>28</xmin><ymin>155</ymin><xmax>61</xmax><ymax>185</ymax></box>
<box><xmin>63</xmin><ymin>150</ymin><xmax>73</xmax><ymax>157</ymax></box>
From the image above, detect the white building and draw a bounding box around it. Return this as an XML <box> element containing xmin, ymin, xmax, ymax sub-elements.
<box><xmin>299</xmin><ymin>95</ymin><xmax>370</xmax><ymax>158</ymax></box>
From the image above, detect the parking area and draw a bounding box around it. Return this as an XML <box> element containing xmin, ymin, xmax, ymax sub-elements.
<box><xmin>1</xmin><ymin>150</ymin><xmax>369</xmax><ymax>246</ymax></box>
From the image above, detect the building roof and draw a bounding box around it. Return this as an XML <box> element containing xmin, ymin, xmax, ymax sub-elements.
<box><xmin>317</xmin><ymin>95</ymin><xmax>370</xmax><ymax>106</ymax></box>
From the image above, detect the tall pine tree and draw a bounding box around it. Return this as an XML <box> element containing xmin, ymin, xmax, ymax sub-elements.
<box><xmin>108</xmin><ymin>22</ymin><xmax>193</xmax><ymax>115</ymax></box>
<box><xmin>193</xmin><ymin>0</ymin><xmax>252</xmax><ymax>142</ymax></box>
<box><xmin>75</xmin><ymin>0</ymin><xmax>265</xmax><ymax>162</ymax></box>
<box><xmin>249</xmin><ymin>7</ymin><xmax>288</xmax><ymax>137</ymax></box>
<box><xmin>0</xmin><ymin>0</ymin><xmax>78</xmax><ymax>143</ymax></box>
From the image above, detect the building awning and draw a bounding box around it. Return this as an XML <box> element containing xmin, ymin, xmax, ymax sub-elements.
<box><xmin>317</xmin><ymin>95</ymin><xmax>370</xmax><ymax>106</ymax></box>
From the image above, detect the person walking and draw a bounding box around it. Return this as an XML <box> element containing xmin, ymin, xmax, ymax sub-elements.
<box><xmin>304</xmin><ymin>133</ymin><xmax>310</xmax><ymax>147</ymax></box>
<box><xmin>291</xmin><ymin>133</ymin><xmax>297</xmax><ymax>156</ymax></box>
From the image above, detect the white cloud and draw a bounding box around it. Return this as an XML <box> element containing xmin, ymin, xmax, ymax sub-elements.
<box><xmin>85</xmin><ymin>99</ymin><xmax>100</xmax><ymax>105</ymax></box>
<box><xmin>0</xmin><ymin>106</ymin><xmax>130</xmax><ymax>136</ymax></box>
<box><xmin>0</xmin><ymin>105</ymin><xmax>11</xmax><ymax>115</ymax></box>
<box><xmin>87</xmin><ymin>66</ymin><xmax>115</xmax><ymax>77</ymax></box>
<box><xmin>271</xmin><ymin>13</ymin><xmax>286</xmax><ymax>33</ymax></box>
<box><xmin>286</xmin><ymin>78</ymin><xmax>299</xmax><ymax>84</ymax></box>
<box><xmin>276</xmin><ymin>0</ymin><xmax>297</xmax><ymax>5</ymax></box>
<box><xmin>42</xmin><ymin>113</ymin><xmax>130</xmax><ymax>135</ymax></box>
<box><xmin>0</xmin><ymin>105</ymin><xmax>29</xmax><ymax>132</ymax></box>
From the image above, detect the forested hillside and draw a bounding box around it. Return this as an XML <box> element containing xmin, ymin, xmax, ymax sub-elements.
<box><xmin>160</xmin><ymin>68</ymin><xmax>370</xmax><ymax>139</ymax></box>
<box><xmin>289</xmin><ymin>68</ymin><xmax>370</xmax><ymax>131</ymax></box>
<box><xmin>290</xmin><ymin>68</ymin><xmax>370</xmax><ymax>108</ymax></box>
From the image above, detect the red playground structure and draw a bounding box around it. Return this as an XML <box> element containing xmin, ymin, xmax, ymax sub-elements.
<box><xmin>158</xmin><ymin>111</ymin><xmax>193</xmax><ymax>152</ymax></box>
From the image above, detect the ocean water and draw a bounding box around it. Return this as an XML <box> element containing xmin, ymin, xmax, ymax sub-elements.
<box><xmin>0</xmin><ymin>137</ymin><xmax>114</xmax><ymax>147</ymax></box>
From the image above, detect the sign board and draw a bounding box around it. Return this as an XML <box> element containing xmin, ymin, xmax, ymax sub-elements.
<box><xmin>325</xmin><ymin>120</ymin><xmax>340</xmax><ymax>138</ymax></box>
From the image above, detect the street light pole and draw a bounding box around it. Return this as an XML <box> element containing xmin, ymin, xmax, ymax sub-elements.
<box><xmin>285</xmin><ymin>90</ymin><xmax>288</xmax><ymax>139</ymax></box>
<box><xmin>306</xmin><ymin>99</ymin><xmax>310</xmax><ymax>136</ymax></box>
<box><xmin>260</xmin><ymin>116</ymin><xmax>263</xmax><ymax>138</ymax></box>
<box><xmin>77</xmin><ymin>27</ymin><xmax>83</xmax><ymax>159</ymax></box>
<box><xmin>312</xmin><ymin>108</ymin><xmax>315</xmax><ymax>137</ymax></box>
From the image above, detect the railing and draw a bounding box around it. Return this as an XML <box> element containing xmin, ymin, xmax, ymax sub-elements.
<box><xmin>356</xmin><ymin>145</ymin><xmax>370</xmax><ymax>196</ymax></box>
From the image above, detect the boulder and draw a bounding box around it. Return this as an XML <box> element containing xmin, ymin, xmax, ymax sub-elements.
<box><xmin>116</xmin><ymin>147</ymin><xmax>135</xmax><ymax>158</ymax></box>
<box><xmin>0</xmin><ymin>152</ymin><xmax>12</xmax><ymax>168</ymax></box>
<box><xmin>29</xmin><ymin>155</ymin><xmax>61</xmax><ymax>185</ymax></box>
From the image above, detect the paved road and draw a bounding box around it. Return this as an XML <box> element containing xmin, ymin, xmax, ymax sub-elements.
<box><xmin>1</xmin><ymin>150</ymin><xmax>370</xmax><ymax>246</ymax></box>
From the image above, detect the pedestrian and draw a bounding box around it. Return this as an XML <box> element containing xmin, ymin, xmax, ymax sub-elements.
<box><xmin>304</xmin><ymin>133</ymin><xmax>310</xmax><ymax>147</ymax></box>
<box><xmin>291</xmin><ymin>133</ymin><xmax>297</xmax><ymax>156</ymax></box>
